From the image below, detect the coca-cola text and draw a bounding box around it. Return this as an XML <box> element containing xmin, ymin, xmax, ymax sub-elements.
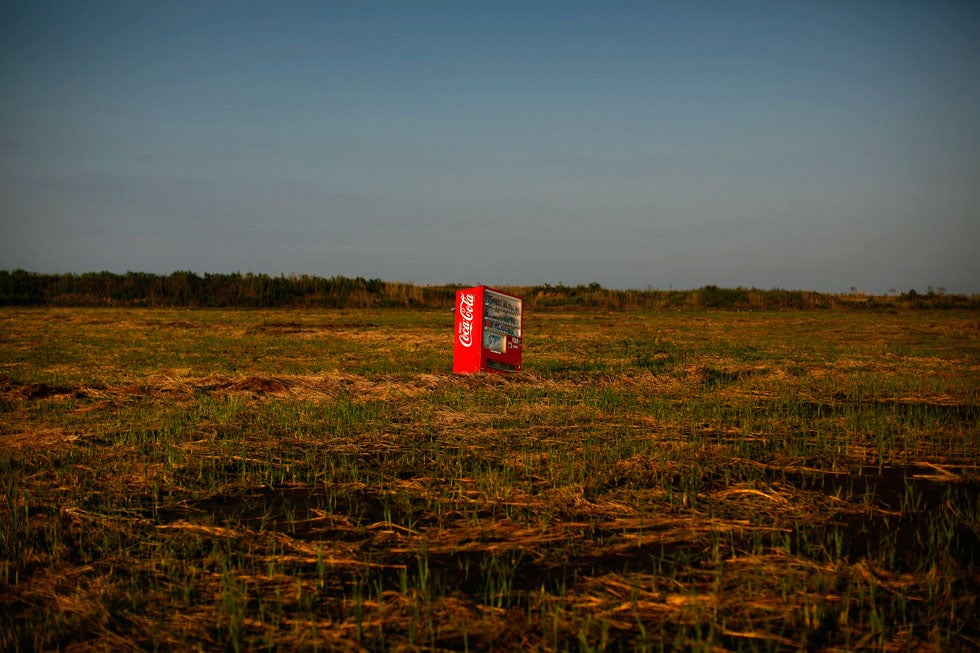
<box><xmin>458</xmin><ymin>292</ymin><xmax>475</xmax><ymax>347</ymax></box>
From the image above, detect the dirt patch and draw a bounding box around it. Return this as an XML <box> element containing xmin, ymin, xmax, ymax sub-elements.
<box><xmin>140</xmin><ymin>319</ymin><xmax>201</xmax><ymax>329</ymax></box>
<box><xmin>1</xmin><ymin>427</ymin><xmax>77</xmax><ymax>450</ymax></box>
<box><xmin>227</xmin><ymin>376</ymin><xmax>292</xmax><ymax>395</ymax></box>
<box><xmin>15</xmin><ymin>382</ymin><xmax>78</xmax><ymax>400</ymax></box>
<box><xmin>773</xmin><ymin>464</ymin><xmax>980</xmax><ymax>569</ymax></box>
<box><xmin>248</xmin><ymin>322</ymin><xmax>378</xmax><ymax>336</ymax></box>
<box><xmin>0</xmin><ymin>372</ymin><xmax>456</xmax><ymax>404</ymax></box>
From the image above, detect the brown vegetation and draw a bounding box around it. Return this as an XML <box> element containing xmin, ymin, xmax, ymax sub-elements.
<box><xmin>1</xmin><ymin>307</ymin><xmax>978</xmax><ymax>650</ymax></box>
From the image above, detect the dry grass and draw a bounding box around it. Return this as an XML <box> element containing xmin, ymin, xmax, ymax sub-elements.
<box><xmin>1</xmin><ymin>307</ymin><xmax>978</xmax><ymax>651</ymax></box>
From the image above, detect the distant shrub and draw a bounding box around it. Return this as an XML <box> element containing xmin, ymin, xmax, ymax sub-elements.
<box><xmin>1</xmin><ymin>271</ymin><xmax>977</xmax><ymax>311</ymax></box>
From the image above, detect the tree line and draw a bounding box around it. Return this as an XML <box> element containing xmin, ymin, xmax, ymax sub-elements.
<box><xmin>1</xmin><ymin>270</ymin><xmax>976</xmax><ymax>310</ymax></box>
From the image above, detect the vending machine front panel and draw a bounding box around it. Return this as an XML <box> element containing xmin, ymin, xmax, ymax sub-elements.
<box><xmin>481</xmin><ymin>288</ymin><xmax>522</xmax><ymax>372</ymax></box>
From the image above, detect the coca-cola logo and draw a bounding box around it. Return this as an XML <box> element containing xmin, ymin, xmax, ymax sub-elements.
<box><xmin>458</xmin><ymin>292</ymin><xmax>475</xmax><ymax>347</ymax></box>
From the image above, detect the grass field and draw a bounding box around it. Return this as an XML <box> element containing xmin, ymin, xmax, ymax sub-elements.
<box><xmin>1</xmin><ymin>307</ymin><xmax>978</xmax><ymax>651</ymax></box>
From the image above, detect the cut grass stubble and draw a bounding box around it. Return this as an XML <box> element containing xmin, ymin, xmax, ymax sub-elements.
<box><xmin>1</xmin><ymin>307</ymin><xmax>978</xmax><ymax>651</ymax></box>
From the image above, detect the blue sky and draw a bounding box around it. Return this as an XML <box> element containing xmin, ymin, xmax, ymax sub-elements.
<box><xmin>2</xmin><ymin>1</ymin><xmax>978</xmax><ymax>293</ymax></box>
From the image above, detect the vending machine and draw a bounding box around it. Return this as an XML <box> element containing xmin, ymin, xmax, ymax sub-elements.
<box><xmin>453</xmin><ymin>286</ymin><xmax>523</xmax><ymax>374</ymax></box>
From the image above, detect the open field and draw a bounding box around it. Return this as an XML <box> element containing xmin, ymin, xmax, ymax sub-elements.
<box><xmin>1</xmin><ymin>307</ymin><xmax>979</xmax><ymax>651</ymax></box>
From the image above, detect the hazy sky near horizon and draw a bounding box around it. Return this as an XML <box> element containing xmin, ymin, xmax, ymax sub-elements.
<box><xmin>2</xmin><ymin>2</ymin><xmax>978</xmax><ymax>293</ymax></box>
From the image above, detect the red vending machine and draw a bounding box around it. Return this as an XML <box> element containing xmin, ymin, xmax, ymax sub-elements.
<box><xmin>453</xmin><ymin>286</ymin><xmax>523</xmax><ymax>374</ymax></box>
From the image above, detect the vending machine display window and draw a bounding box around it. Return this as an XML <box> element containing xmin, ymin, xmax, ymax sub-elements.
<box><xmin>453</xmin><ymin>286</ymin><xmax>523</xmax><ymax>374</ymax></box>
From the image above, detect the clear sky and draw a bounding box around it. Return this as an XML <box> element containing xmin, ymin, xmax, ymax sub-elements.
<box><xmin>2</xmin><ymin>1</ymin><xmax>978</xmax><ymax>293</ymax></box>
